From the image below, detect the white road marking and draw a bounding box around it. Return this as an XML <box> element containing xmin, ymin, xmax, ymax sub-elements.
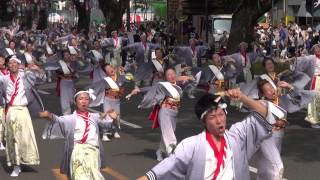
<box><xmin>249</xmin><ymin>166</ymin><xmax>288</xmax><ymax>180</ymax></box>
<box><xmin>87</xmin><ymin>107</ymin><xmax>142</xmax><ymax>129</ymax></box>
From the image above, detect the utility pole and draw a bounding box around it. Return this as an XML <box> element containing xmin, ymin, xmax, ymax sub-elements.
<box><xmin>205</xmin><ymin>0</ymin><xmax>209</xmax><ymax>43</ymax></box>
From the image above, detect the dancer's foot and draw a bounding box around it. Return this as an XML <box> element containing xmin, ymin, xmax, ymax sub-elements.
<box><xmin>102</xmin><ymin>134</ymin><xmax>111</xmax><ymax>142</ymax></box>
<box><xmin>0</xmin><ymin>143</ymin><xmax>5</xmax><ymax>150</ymax></box>
<box><xmin>10</xmin><ymin>166</ymin><xmax>21</xmax><ymax>177</ymax></box>
<box><xmin>114</xmin><ymin>132</ymin><xmax>121</xmax><ymax>139</ymax></box>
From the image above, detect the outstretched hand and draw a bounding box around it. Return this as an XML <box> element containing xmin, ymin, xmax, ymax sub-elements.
<box><xmin>273</xmin><ymin>119</ymin><xmax>288</xmax><ymax>131</ymax></box>
<box><xmin>277</xmin><ymin>81</ymin><xmax>294</xmax><ymax>90</ymax></box>
<box><xmin>224</xmin><ymin>88</ymin><xmax>244</xmax><ymax>101</ymax></box>
<box><xmin>39</xmin><ymin>111</ymin><xmax>53</xmax><ymax>120</ymax></box>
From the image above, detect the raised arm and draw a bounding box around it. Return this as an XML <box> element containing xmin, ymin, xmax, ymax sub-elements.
<box><xmin>224</xmin><ymin>88</ymin><xmax>267</xmax><ymax>118</ymax></box>
<box><xmin>39</xmin><ymin>111</ymin><xmax>71</xmax><ymax>139</ymax></box>
<box><xmin>122</xmin><ymin>42</ymin><xmax>139</xmax><ymax>52</ymax></box>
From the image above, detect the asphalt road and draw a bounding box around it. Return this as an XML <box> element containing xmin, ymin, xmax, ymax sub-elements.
<box><xmin>0</xmin><ymin>77</ymin><xmax>319</xmax><ymax>180</ymax></box>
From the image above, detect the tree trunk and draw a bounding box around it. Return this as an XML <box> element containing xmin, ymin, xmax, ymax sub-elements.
<box><xmin>226</xmin><ymin>7</ymin><xmax>258</xmax><ymax>53</ymax></box>
<box><xmin>227</xmin><ymin>0</ymin><xmax>279</xmax><ymax>53</ymax></box>
<box><xmin>74</xmin><ymin>0</ymin><xmax>90</xmax><ymax>33</ymax></box>
<box><xmin>38</xmin><ymin>8</ymin><xmax>48</xmax><ymax>30</ymax></box>
<box><xmin>99</xmin><ymin>0</ymin><xmax>129</xmax><ymax>35</ymax></box>
<box><xmin>0</xmin><ymin>0</ymin><xmax>14</xmax><ymax>23</ymax></box>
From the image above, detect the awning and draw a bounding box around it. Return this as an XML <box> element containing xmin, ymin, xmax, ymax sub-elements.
<box><xmin>288</xmin><ymin>0</ymin><xmax>302</xmax><ymax>6</ymax></box>
<box><xmin>297</xmin><ymin>1</ymin><xmax>312</xmax><ymax>17</ymax></box>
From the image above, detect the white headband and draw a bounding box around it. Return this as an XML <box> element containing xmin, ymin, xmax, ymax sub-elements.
<box><xmin>9</xmin><ymin>56</ymin><xmax>21</xmax><ymax>64</ymax></box>
<box><xmin>200</xmin><ymin>97</ymin><xmax>228</xmax><ymax>120</ymax></box>
<box><xmin>260</xmin><ymin>74</ymin><xmax>277</xmax><ymax>90</ymax></box>
<box><xmin>74</xmin><ymin>89</ymin><xmax>96</xmax><ymax>101</ymax></box>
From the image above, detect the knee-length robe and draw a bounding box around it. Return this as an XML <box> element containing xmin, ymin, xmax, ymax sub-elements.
<box><xmin>42</xmin><ymin>111</ymin><xmax>113</xmax><ymax>177</ymax></box>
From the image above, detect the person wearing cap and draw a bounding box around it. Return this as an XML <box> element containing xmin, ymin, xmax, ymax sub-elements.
<box><xmin>294</xmin><ymin>44</ymin><xmax>320</xmax><ymax>128</ymax></box>
<box><xmin>40</xmin><ymin>90</ymin><xmax>116</xmax><ymax>180</ymax></box>
<box><xmin>137</xmin><ymin>88</ymin><xmax>288</xmax><ymax>180</ymax></box>
<box><xmin>122</xmin><ymin>33</ymin><xmax>160</xmax><ymax>88</ymax></box>
<box><xmin>129</xmin><ymin>68</ymin><xmax>199</xmax><ymax>161</ymax></box>
<box><xmin>89</xmin><ymin>63</ymin><xmax>132</xmax><ymax>141</ymax></box>
<box><xmin>1</xmin><ymin>56</ymin><xmax>46</xmax><ymax>177</ymax></box>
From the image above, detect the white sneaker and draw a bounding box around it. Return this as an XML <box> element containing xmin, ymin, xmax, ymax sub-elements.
<box><xmin>10</xmin><ymin>166</ymin><xmax>21</xmax><ymax>177</ymax></box>
<box><xmin>156</xmin><ymin>149</ymin><xmax>163</xmax><ymax>162</ymax></box>
<box><xmin>304</xmin><ymin>116</ymin><xmax>310</xmax><ymax>122</ymax></box>
<box><xmin>114</xmin><ymin>132</ymin><xmax>121</xmax><ymax>139</ymax></box>
<box><xmin>0</xmin><ymin>143</ymin><xmax>5</xmax><ymax>150</ymax></box>
<box><xmin>311</xmin><ymin>124</ymin><xmax>320</xmax><ymax>129</ymax></box>
<box><xmin>102</xmin><ymin>134</ymin><xmax>111</xmax><ymax>142</ymax></box>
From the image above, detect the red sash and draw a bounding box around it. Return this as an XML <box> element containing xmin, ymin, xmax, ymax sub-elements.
<box><xmin>311</xmin><ymin>76</ymin><xmax>318</xmax><ymax>90</ymax></box>
<box><xmin>206</xmin><ymin>130</ymin><xmax>227</xmax><ymax>180</ymax></box>
<box><xmin>77</xmin><ymin>111</ymin><xmax>90</xmax><ymax>144</ymax></box>
<box><xmin>114</xmin><ymin>37</ymin><xmax>118</xmax><ymax>48</ymax></box>
<box><xmin>5</xmin><ymin>75</ymin><xmax>20</xmax><ymax>122</ymax></box>
<box><xmin>0</xmin><ymin>69</ymin><xmax>8</xmax><ymax>76</ymax></box>
<box><xmin>143</xmin><ymin>43</ymin><xmax>147</xmax><ymax>50</ymax></box>
<box><xmin>240</xmin><ymin>52</ymin><xmax>248</xmax><ymax>67</ymax></box>
<box><xmin>149</xmin><ymin>104</ymin><xmax>160</xmax><ymax>129</ymax></box>
<box><xmin>191</xmin><ymin>47</ymin><xmax>196</xmax><ymax>57</ymax></box>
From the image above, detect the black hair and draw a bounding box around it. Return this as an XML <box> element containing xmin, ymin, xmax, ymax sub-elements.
<box><xmin>195</xmin><ymin>94</ymin><xmax>226</xmax><ymax>120</ymax></box>
<box><xmin>257</xmin><ymin>79</ymin><xmax>270</xmax><ymax>97</ymax></box>
<box><xmin>262</xmin><ymin>57</ymin><xmax>275</xmax><ymax>67</ymax></box>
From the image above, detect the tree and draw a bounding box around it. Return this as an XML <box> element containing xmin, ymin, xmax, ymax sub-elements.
<box><xmin>226</xmin><ymin>0</ymin><xmax>279</xmax><ymax>53</ymax></box>
<box><xmin>73</xmin><ymin>0</ymin><xmax>91</xmax><ymax>33</ymax></box>
<box><xmin>181</xmin><ymin>0</ymin><xmax>279</xmax><ymax>53</ymax></box>
<box><xmin>98</xmin><ymin>0</ymin><xmax>130</xmax><ymax>34</ymax></box>
<box><xmin>0</xmin><ymin>0</ymin><xmax>14</xmax><ymax>24</ymax></box>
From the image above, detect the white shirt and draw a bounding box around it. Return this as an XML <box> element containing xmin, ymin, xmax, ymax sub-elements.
<box><xmin>142</xmin><ymin>42</ymin><xmax>149</xmax><ymax>63</ymax></box>
<box><xmin>113</xmin><ymin>37</ymin><xmax>121</xmax><ymax>49</ymax></box>
<box><xmin>74</xmin><ymin>112</ymin><xmax>99</xmax><ymax>147</ymax></box>
<box><xmin>24</xmin><ymin>52</ymin><xmax>34</xmax><ymax>64</ymax></box>
<box><xmin>204</xmin><ymin>135</ymin><xmax>234</xmax><ymax>180</ymax></box>
<box><xmin>314</xmin><ymin>57</ymin><xmax>320</xmax><ymax>76</ymax></box>
<box><xmin>5</xmin><ymin>74</ymin><xmax>28</xmax><ymax>106</ymax></box>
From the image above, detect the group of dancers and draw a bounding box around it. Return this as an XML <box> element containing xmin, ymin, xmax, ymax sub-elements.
<box><xmin>0</xmin><ymin>26</ymin><xmax>318</xmax><ymax>180</ymax></box>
